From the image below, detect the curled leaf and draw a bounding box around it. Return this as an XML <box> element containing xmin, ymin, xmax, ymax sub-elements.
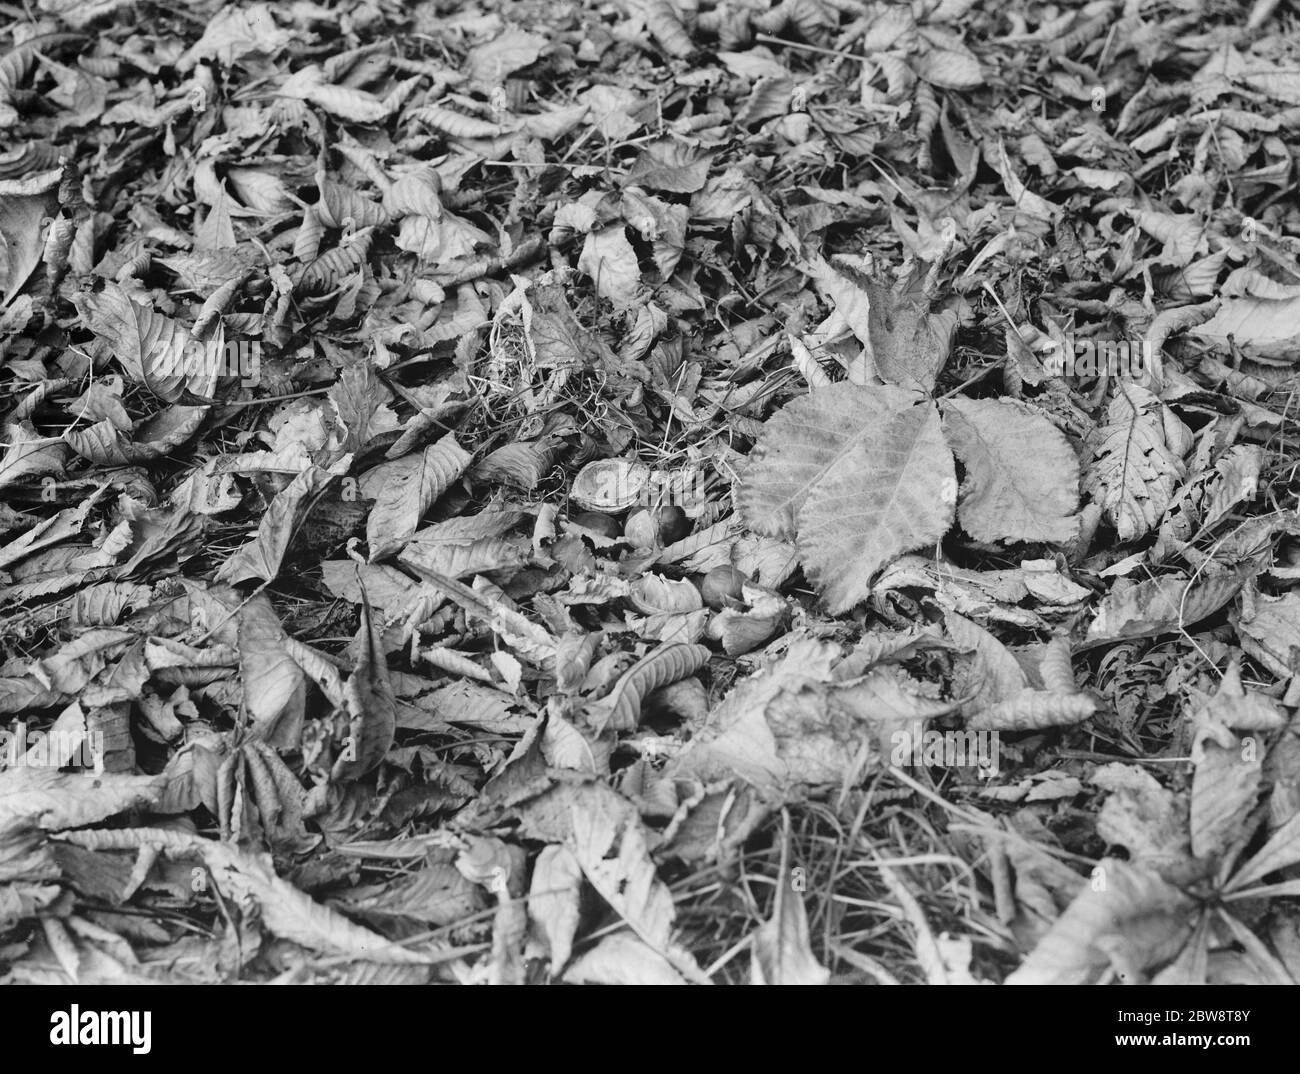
<box><xmin>586</xmin><ymin>643</ymin><xmax>710</xmax><ymax>733</ymax></box>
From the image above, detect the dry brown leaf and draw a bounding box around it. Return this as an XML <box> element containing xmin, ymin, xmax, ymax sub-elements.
<box><xmin>332</xmin><ymin>595</ymin><xmax>396</xmax><ymax>782</ymax></box>
<box><xmin>585</xmin><ymin>642</ymin><xmax>710</xmax><ymax>733</ymax></box>
<box><xmin>1007</xmin><ymin>859</ymin><xmax>1195</xmax><ymax>984</ymax></box>
<box><xmin>941</xmin><ymin>397</ymin><xmax>1079</xmax><ymax>544</ymax></box>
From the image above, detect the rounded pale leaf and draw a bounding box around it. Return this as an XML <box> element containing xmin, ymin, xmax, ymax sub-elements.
<box><xmin>577</xmin><ymin>226</ymin><xmax>641</xmax><ymax>308</ymax></box>
<box><xmin>797</xmin><ymin>402</ymin><xmax>955</xmax><ymax>614</ymax></box>
<box><xmin>738</xmin><ymin>384</ymin><xmax>920</xmax><ymax>540</ymax></box>
<box><xmin>941</xmin><ymin>397</ymin><xmax>1079</xmax><ymax>544</ymax></box>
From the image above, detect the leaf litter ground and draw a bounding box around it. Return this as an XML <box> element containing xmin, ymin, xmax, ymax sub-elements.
<box><xmin>2</xmin><ymin>0</ymin><xmax>1300</xmax><ymax>984</ymax></box>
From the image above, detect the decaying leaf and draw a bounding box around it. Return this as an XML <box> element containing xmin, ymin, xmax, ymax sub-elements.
<box><xmin>1006</xmin><ymin>859</ymin><xmax>1196</xmax><ymax>984</ymax></box>
<box><xmin>1083</xmin><ymin>386</ymin><xmax>1188</xmax><ymax>541</ymax></box>
<box><xmin>1191</xmin><ymin>740</ymin><xmax>1261</xmax><ymax>861</ymax></box>
<box><xmin>941</xmin><ymin>397</ymin><xmax>1079</xmax><ymax>544</ymax></box>
<box><xmin>527</xmin><ymin>844</ymin><xmax>583</xmax><ymax>973</ymax></box>
<box><xmin>798</xmin><ymin>402</ymin><xmax>956</xmax><ymax>613</ymax></box>
<box><xmin>739</xmin><ymin>385</ymin><xmax>918</xmax><ymax>538</ymax></box>
<box><xmin>563</xmin><ymin>931</ymin><xmax>688</xmax><ymax>984</ymax></box>
<box><xmin>1083</xmin><ymin>571</ymin><xmax>1243</xmax><ymax>648</ymax></box>
<box><xmin>585</xmin><ymin>643</ymin><xmax>710</xmax><ymax>733</ymax></box>
<box><xmin>237</xmin><ymin>593</ymin><xmax>305</xmax><ymax>746</ymax></box>
<box><xmin>363</xmin><ymin>433</ymin><xmax>472</xmax><ymax>560</ymax></box>
<box><xmin>332</xmin><ymin>596</ymin><xmax>397</xmax><ymax>782</ymax></box>
<box><xmin>1091</xmin><ymin>763</ymin><xmax>1190</xmax><ymax>873</ymax></box>
<box><xmin>6</xmin><ymin>0</ymin><xmax>1300</xmax><ymax>990</ymax></box>
<box><xmin>201</xmin><ymin>841</ymin><xmax>426</xmax><ymax>964</ymax></box>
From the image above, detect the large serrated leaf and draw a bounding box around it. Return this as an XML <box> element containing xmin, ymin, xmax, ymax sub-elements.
<box><xmin>414</xmin><ymin>680</ymin><xmax>527</xmax><ymax>733</ymax></box>
<box><xmin>941</xmin><ymin>397</ymin><xmax>1079</xmax><ymax>544</ymax></box>
<box><xmin>1083</xmin><ymin>385</ymin><xmax>1187</xmax><ymax>540</ymax></box>
<box><xmin>798</xmin><ymin>402</ymin><xmax>956</xmax><ymax>614</ymax></box>
<box><xmin>738</xmin><ymin>384</ymin><xmax>919</xmax><ymax>539</ymax></box>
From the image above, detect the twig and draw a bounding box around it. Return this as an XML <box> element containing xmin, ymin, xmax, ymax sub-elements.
<box><xmin>198</xmin><ymin>387</ymin><xmax>333</xmax><ymax>408</ymax></box>
<box><xmin>755</xmin><ymin>33</ymin><xmax>868</xmax><ymax>62</ymax></box>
